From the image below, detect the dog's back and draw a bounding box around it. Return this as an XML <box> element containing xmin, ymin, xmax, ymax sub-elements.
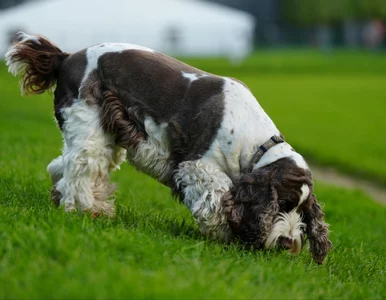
<box><xmin>6</xmin><ymin>33</ymin><xmax>281</xmax><ymax>181</ymax></box>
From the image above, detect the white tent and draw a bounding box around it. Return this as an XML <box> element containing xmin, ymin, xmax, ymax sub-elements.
<box><xmin>0</xmin><ymin>0</ymin><xmax>255</xmax><ymax>61</ymax></box>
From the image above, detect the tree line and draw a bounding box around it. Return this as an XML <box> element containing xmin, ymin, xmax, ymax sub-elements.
<box><xmin>283</xmin><ymin>0</ymin><xmax>386</xmax><ymax>25</ymax></box>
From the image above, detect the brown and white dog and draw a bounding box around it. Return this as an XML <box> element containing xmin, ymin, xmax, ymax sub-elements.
<box><xmin>5</xmin><ymin>32</ymin><xmax>332</xmax><ymax>264</ymax></box>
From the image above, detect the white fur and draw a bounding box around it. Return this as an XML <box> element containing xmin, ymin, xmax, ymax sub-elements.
<box><xmin>109</xmin><ymin>146</ymin><xmax>127</xmax><ymax>172</ymax></box>
<box><xmin>182</xmin><ymin>72</ymin><xmax>199</xmax><ymax>82</ymax></box>
<box><xmin>202</xmin><ymin>78</ymin><xmax>281</xmax><ymax>178</ymax></box>
<box><xmin>174</xmin><ymin>160</ymin><xmax>234</xmax><ymax>241</ymax></box>
<box><xmin>5</xmin><ymin>46</ymin><xmax>27</xmax><ymax>78</ymax></box>
<box><xmin>53</xmin><ymin>100</ymin><xmax>126</xmax><ymax>216</ymax></box>
<box><xmin>263</xmin><ymin>184</ymin><xmax>309</xmax><ymax>252</ymax></box>
<box><xmin>299</xmin><ymin>184</ymin><xmax>310</xmax><ymax>206</ymax></box>
<box><xmin>16</xmin><ymin>32</ymin><xmax>41</xmax><ymax>44</ymax></box>
<box><xmin>127</xmin><ymin>118</ymin><xmax>172</xmax><ymax>184</ymax></box>
<box><xmin>5</xmin><ymin>32</ymin><xmax>42</xmax><ymax>93</ymax></box>
<box><xmin>47</xmin><ymin>155</ymin><xmax>64</xmax><ymax>185</ymax></box>
<box><xmin>253</xmin><ymin>142</ymin><xmax>309</xmax><ymax>171</ymax></box>
<box><xmin>181</xmin><ymin>72</ymin><xmax>209</xmax><ymax>83</ymax></box>
<box><xmin>264</xmin><ymin>210</ymin><xmax>305</xmax><ymax>254</ymax></box>
<box><xmin>202</xmin><ymin>78</ymin><xmax>309</xmax><ymax>177</ymax></box>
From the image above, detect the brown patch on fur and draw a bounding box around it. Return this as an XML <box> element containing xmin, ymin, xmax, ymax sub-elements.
<box><xmin>222</xmin><ymin>157</ymin><xmax>332</xmax><ymax>263</ymax></box>
<box><xmin>222</xmin><ymin>173</ymin><xmax>280</xmax><ymax>248</ymax></box>
<box><xmin>99</xmin><ymin>90</ymin><xmax>146</xmax><ymax>149</ymax></box>
<box><xmin>54</xmin><ymin>49</ymin><xmax>87</xmax><ymax>129</ymax></box>
<box><xmin>97</xmin><ymin>49</ymin><xmax>212</xmax><ymax>122</ymax></box>
<box><xmin>78</xmin><ymin>70</ymin><xmax>102</xmax><ymax>104</ymax></box>
<box><xmin>10</xmin><ymin>34</ymin><xmax>69</xmax><ymax>95</ymax></box>
<box><xmin>98</xmin><ymin>49</ymin><xmax>225</xmax><ymax>166</ymax></box>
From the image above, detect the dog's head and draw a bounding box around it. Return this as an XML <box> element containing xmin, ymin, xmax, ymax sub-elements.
<box><xmin>222</xmin><ymin>157</ymin><xmax>332</xmax><ymax>264</ymax></box>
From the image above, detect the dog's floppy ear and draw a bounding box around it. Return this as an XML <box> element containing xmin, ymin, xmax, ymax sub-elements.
<box><xmin>222</xmin><ymin>173</ymin><xmax>279</xmax><ymax>248</ymax></box>
<box><xmin>221</xmin><ymin>190</ymin><xmax>244</xmax><ymax>229</ymax></box>
<box><xmin>302</xmin><ymin>193</ymin><xmax>332</xmax><ymax>264</ymax></box>
<box><xmin>221</xmin><ymin>174</ymin><xmax>256</xmax><ymax>228</ymax></box>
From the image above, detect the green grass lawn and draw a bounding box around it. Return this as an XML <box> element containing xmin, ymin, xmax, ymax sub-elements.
<box><xmin>1</xmin><ymin>51</ymin><xmax>386</xmax><ymax>299</ymax></box>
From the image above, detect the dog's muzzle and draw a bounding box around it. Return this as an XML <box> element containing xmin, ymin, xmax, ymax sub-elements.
<box><xmin>264</xmin><ymin>209</ymin><xmax>306</xmax><ymax>255</ymax></box>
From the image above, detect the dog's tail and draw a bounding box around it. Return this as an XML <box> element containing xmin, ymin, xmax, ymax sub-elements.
<box><xmin>5</xmin><ymin>32</ymin><xmax>69</xmax><ymax>95</ymax></box>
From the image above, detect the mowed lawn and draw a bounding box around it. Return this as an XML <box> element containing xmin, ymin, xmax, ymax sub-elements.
<box><xmin>1</xmin><ymin>52</ymin><xmax>386</xmax><ymax>299</ymax></box>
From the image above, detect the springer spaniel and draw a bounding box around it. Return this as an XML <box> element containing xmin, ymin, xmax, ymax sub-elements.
<box><xmin>5</xmin><ymin>32</ymin><xmax>332</xmax><ymax>264</ymax></box>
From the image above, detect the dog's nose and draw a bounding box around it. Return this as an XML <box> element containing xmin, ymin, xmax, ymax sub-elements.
<box><xmin>278</xmin><ymin>236</ymin><xmax>294</xmax><ymax>250</ymax></box>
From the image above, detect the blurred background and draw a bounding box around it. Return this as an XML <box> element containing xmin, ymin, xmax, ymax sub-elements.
<box><xmin>0</xmin><ymin>0</ymin><xmax>385</xmax><ymax>195</ymax></box>
<box><xmin>0</xmin><ymin>0</ymin><xmax>385</xmax><ymax>57</ymax></box>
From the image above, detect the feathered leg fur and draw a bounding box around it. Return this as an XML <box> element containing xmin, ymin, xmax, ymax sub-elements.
<box><xmin>174</xmin><ymin>160</ymin><xmax>234</xmax><ymax>242</ymax></box>
<box><xmin>49</xmin><ymin>100</ymin><xmax>126</xmax><ymax>216</ymax></box>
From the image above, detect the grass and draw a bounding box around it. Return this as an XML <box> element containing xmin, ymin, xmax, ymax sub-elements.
<box><xmin>1</xmin><ymin>51</ymin><xmax>386</xmax><ymax>299</ymax></box>
<box><xmin>183</xmin><ymin>49</ymin><xmax>386</xmax><ymax>75</ymax></box>
<box><xmin>1</xmin><ymin>175</ymin><xmax>386</xmax><ymax>299</ymax></box>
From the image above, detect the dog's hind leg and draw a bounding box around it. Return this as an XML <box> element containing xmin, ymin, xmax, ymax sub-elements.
<box><xmin>47</xmin><ymin>154</ymin><xmax>65</xmax><ymax>207</ymax></box>
<box><xmin>54</xmin><ymin>100</ymin><xmax>125</xmax><ymax>216</ymax></box>
<box><xmin>91</xmin><ymin>145</ymin><xmax>127</xmax><ymax>215</ymax></box>
<box><xmin>47</xmin><ymin>145</ymin><xmax>126</xmax><ymax>209</ymax></box>
<box><xmin>173</xmin><ymin>160</ymin><xmax>234</xmax><ymax>242</ymax></box>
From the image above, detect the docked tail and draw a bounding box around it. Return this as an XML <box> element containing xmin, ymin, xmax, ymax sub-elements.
<box><xmin>5</xmin><ymin>32</ymin><xmax>69</xmax><ymax>95</ymax></box>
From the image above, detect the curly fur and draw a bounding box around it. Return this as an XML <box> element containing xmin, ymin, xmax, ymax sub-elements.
<box><xmin>222</xmin><ymin>157</ymin><xmax>332</xmax><ymax>263</ymax></box>
<box><xmin>5</xmin><ymin>32</ymin><xmax>69</xmax><ymax>95</ymax></box>
<box><xmin>222</xmin><ymin>173</ymin><xmax>280</xmax><ymax>248</ymax></box>
<box><xmin>303</xmin><ymin>195</ymin><xmax>332</xmax><ymax>264</ymax></box>
<box><xmin>46</xmin><ymin>101</ymin><xmax>126</xmax><ymax>216</ymax></box>
<box><xmin>100</xmin><ymin>90</ymin><xmax>146</xmax><ymax>149</ymax></box>
<box><xmin>174</xmin><ymin>160</ymin><xmax>233</xmax><ymax>241</ymax></box>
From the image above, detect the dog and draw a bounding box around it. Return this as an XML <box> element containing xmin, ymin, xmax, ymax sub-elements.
<box><xmin>5</xmin><ymin>32</ymin><xmax>332</xmax><ymax>264</ymax></box>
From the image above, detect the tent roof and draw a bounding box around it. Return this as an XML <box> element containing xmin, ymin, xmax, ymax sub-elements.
<box><xmin>0</xmin><ymin>0</ymin><xmax>254</xmax><ymax>29</ymax></box>
<box><xmin>0</xmin><ymin>0</ymin><xmax>255</xmax><ymax>59</ymax></box>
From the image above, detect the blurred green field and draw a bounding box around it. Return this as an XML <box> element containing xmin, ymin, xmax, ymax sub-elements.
<box><xmin>183</xmin><ymin>50</ymin><xmax>386</xmax><ymax>76</ymax></box>
<box><xmin>1</xmin><ymin>51</ymin><xmax>386</xmax><ymax>299</ymax></box>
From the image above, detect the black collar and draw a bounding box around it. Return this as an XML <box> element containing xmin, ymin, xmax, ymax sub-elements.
<box><xmin>248</xmin><ymin>135</ymin><xmax>285</xmax><ymax>172</ymax></box>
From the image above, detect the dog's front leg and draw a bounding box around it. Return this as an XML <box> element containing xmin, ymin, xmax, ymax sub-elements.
<box><xmin>173</xmin><ymin>160</ymin><xmax>234</xmax><ymax>242</ymax></box>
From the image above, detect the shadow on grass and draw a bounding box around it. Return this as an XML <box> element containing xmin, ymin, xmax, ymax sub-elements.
<box><xmin>115</xmin><ymin>203</ymin><xmax>201</xmax><ymax>240</ymax></box>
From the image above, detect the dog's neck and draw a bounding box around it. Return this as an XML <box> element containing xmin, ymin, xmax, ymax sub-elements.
<box><xmin>252</xmin><ymin>142</ymin><xmax>309</xmax><ymax>171</ymax></box>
